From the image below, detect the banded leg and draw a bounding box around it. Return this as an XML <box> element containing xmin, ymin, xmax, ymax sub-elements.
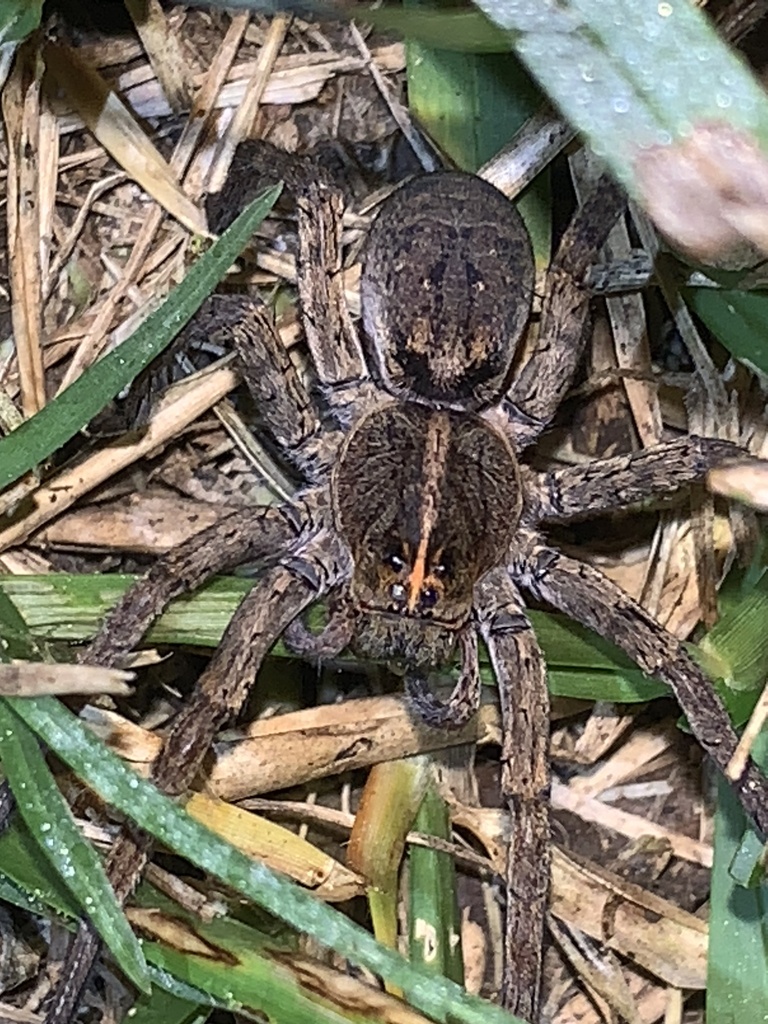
<box><xmin>83</xmin><ymin>500</ymin><xmax>315</xmax><ymax>667</ymax></box>
<box><xmin>45</xmin><ymin>531</ymin><xmax>353</xmax><ymax>1024</ymax></box>
<box><xmin>296</xmin><ymin>181</ymin><xmax>382</xmax><ymax>425</ymax></box>
<box><xmin>183</xmin><ymin>294</ymin><xmax>336</xmax><ymax>480</ymax></box>
<box><xmin>529</xmin><ymin>436</ymin><xmax>745</xmax><ymax>523</ymax></box>
<box><xmin>503</xmin><ymin>177</ymin><xmax>626</xmax><ymax>451</ymax></box>
<box><xmin>405</xmin><ymin>628</ymin><xmax>482</xmax><ymax>729</ymax></box>
<box><xmin>513</xmin><ymin>530</ymin><xmax>768</xmax><ymax>834</ymax></box>
<box><xmin>476</xmin><ymin>569</ymin><xmax>550</xmax><ymax>1022</ymax></box>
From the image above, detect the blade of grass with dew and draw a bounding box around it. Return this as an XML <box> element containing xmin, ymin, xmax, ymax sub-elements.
<box><xmin>0</xmin><ymin>573</ymin><xmax>667</xmax><ymax>702</ymax></box>
<box><xmin>132</xmin><ymin>887</ymin><xmax>421</xmax><ymax>1024</ymax></box>
<box><xmin>0</xmin><ymin>184</ymin><xmax>281</xmax><ymax>492</ymax></box>
<box><xmin>0</xmin><ymin>588</ymin><xmax>150</xmax><ymax>991</ymax></box>
<box><xmin>408</xmin><ymin>784</ymin><xmax>464</xmax><ymax>985</ymax></box>
<box><xmin>0</xmin><ymin>700</ymin><xmax>151</xmax><ymax>992</ymax></box>
<box><xmin>9</xmin><ymin>694</ymin><xmax>525</xmax><ymax>1024</ymax></box>
<box><xmin>470</xmin><ymin>0</ymin><xmax>768</xmax><ymax>202</ymax></box>
<box><xmin>0</xmin><ymin>820</ymin><xmax>395</xmax><ymax>1024</ymax></box>
<box><xmin>707</xmin><ymin>732</ymin><xmax>768</xmax><ymax>1023</ymax></box>
<box><xmin>0</xmin><ymin>817</ymin><xmax>82</xmax><ymax>920</ymax></box>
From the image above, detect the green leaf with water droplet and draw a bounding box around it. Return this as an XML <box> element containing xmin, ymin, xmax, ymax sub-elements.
<box><xmin>0</xmin><ymin>698</ymin><xmax>151</xmax><ymax>993</ymax></box>
<box><xmin>12</xmin><ymin>694</ymin><xmax>524</xmax><ymax>1024</ymax></box>
<box><xmin>470</xmin><ymin>0</ymin><xmax>768</xmax><ymax>208</ymax></box>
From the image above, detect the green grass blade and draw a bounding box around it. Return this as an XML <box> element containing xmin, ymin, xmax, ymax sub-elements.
<box><xmin>0</xmin><ymin>0</ymin><xmax>43</xmax><ymax>44</ymax></box>
<box><xmin>0</xmin><ymin>699</ymin><xmax>151</xmax><ymax>992</ymax></box>
<box><xmin>0</xmin><ymin>184</ymin><xmax>281</xmax><ymax>492</ymax></box>
<box><xmin>686</xmin><ymin>287</ymin><xmax>768</xmax><ymax>378</ymax></box>
<box><xmin>408</xmin><ymin>785</ymin><xmax>464</xmax><ymax>985</ymax></box>
<box><xmin>404</xmin><ymin>0</ymin><xmax>551</xmax><ymax>263</ymax></box>
<box><xmin>127</xmin><ymin>988</ymin><xmax>209</xmax><ymax>1024</ymax></box>
<box><xmin>405</xmin><ymin>1</ymin><xmax>541</xmax><ymax>171</ymax></box>
<box><xmin>0</xmin><ymin>586</ymin><xmax>150</xmax><ymax>991</ymax></box>
<box><xmin>707</xmin><ymin>733</ymin><xmax>768</xmax><ymax>1023</ymax></box>
<box><xmin>0</xmin><ymin>572</ymin><xmax>665</xmax><ymax>701</ymax></box>
<box><xmin>134</xmin><ymin>887</ymin><xmax>393</xmax><ymax>1024</ymax></box>
<box><xmin>0</xmin><ymin>818</ymin><xmax>423</xmax><ymax>1024</ymax></box>
<box><xmin>0</xmin><ymin>818</ymin><xmax>81</xmax><ymax>919</ymax></box>
<box><xmin>10</xmin><ymin>694</ymin><xmax>524</xmax><ymax>1024</ymax></box>
<box><xmin>470</xmin><ymin>0</ymin><xmax>768</xmax><ymax>204</ymax></box>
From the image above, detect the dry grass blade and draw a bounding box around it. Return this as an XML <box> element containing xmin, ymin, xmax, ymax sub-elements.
<box><xmin>81</xmin><ymin>693</ymin><xmax>502</xmax><ymax>799</ymax></box>
<box><xmin>185</xmin><ymin>792</ymin><xmax>365</xmax><ymax>901</ymax></box>
<box><xmin>551</xmin><ymin>781</ymin><xmax>713</xmax><ymax>867</ymax></box>
<box><xmin>43</xmin><ymin>41</ymin><xmax>205</xmax><ymax>236</ymax></box>
<box><xmin>0</xmin><ymin>361</ymin><xmax>239</xmax><ymax>551</ymax></box>
<box><xmin>2</xmin><ymin>41</ymin><xmax>46</xmax><ymax>416</ymax></box>
<box><xmin>551</xmin><ymin>848</ymin><xmax>707</xmax><ymax>990</ymax></box>
<box><xmin>124</xmin><ymin>0</ymin><xmax>192</xmax><ymax>112</ymax></box>
<box><xmin>0</xmin><ymin>663</ymin><xmax>133</xmax><ymax>696</ymax></box>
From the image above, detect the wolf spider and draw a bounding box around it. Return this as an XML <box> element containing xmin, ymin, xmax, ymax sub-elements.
<box><xmin>50</xmin><ymin>166</ymin><xmax>768</xmax><ymax>1024</ymax></box>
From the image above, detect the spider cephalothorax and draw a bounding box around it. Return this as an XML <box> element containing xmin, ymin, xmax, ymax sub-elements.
<box><xmin>333</xmin><ymin>401</ymin><xmax>522</xmax><ymax>669</ymax></box>
<box><xmin>48</xmin><ymin>156</ymin><xmax>768</xmax><ymax>1024</ymax></box>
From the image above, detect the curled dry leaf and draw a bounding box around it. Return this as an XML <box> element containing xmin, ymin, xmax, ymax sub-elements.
<box><xmin>708</xmin><ymin>458</ymin><xmax>768</xmax><ymax>510</ymax></box>
<box><xmin>0</xmin><ymin>662</ymin><xmax>133</xmax><ymax>696</ymax></box>
<box><xmin>634</xmin><ymin>122</ymin><xmax>768</xmax><ymax>266</ymax></box>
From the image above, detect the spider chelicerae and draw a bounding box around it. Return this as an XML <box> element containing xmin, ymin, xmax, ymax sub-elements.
<box><xmin>56</xmin><ymin>160</ymin><xmax>767</xmax><ymax>1023</ymax></box>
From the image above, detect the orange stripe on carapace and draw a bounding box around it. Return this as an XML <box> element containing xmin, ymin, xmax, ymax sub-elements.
<box><xmin>406</xmin><ymin>412</ymin><xmax>451</xmax><ymax>613</ymax></box>
<box><xmin>407</xmin><ymin>535</ymin><xmax>430</xmax><ymax>612</ymax></box>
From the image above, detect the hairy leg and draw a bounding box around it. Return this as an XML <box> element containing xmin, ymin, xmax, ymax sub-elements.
<box><xmin>404</xmin><ymin>628</ymin><xmax>482</xmax><ymax>729</ymax></box>
<box><xmin>528</xmin><ymin>436</ymin><xmax>745</xmax><ymax>523</ymax></box>
<box><xmin>476</xmin><ymin>568</ymin><xmax>550</xmax><ymax>1022</ymax></box>
<box><xmin>513</xmin><ymin>530</ymin><xmax>768</xmax><ymax>833</ymax></box>
<box><xmin>44</xmin><ymin>532</ymin><xmax>353</xmax><ymax>1024</ymax></box>
<box><xmin>296</xmin><ymin>181</ymin><xmax>385</xmax><ymax>426</ymax></box>
<box><xmin>283</xmin><ymin>602</ymin><xmax>355</xmax><ymax>658</ymax></box>
<box><xmin>83</xmin><ymin>499</ymin><xmax>318</xmax><ymax>667</ymax></box>
<box><xmin>501</xmin><ymin>176</ymin><xmax>626</xmax><ymax>451</ymax></box>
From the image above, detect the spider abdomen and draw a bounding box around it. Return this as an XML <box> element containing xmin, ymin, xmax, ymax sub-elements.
<box><xmin>361</xmin><ymin>172</ymin><xmax>534</xmax><ymax>411</ymax></box>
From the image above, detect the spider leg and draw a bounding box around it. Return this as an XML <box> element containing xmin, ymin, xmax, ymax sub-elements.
<box><xmin>189</xmin><ymin>293</ymin><xmax>335</xmax><ymax>476</ymax></box>
<box><xmin>476</xmin><ymin>568</ymin><xmax>550</xmax><ymax>1023</ymax></box>
<box><xmin>528</xmin><ymin>436</ymin><xmax>745</xmax><ymax>523</ymax></box>
<box><xmin>283</xmin><ymin>603</ymin><xmax>355</xmax><ymax>658</ymax></box>
<box><xmin>296</xmin><ymin>181</ymin><xmax>383</xmax><ymax>426</ymax></box>
<box><xmin>513</xmin><ymin>530</ymin><xmax>768</xmax><ymax>834</ymax></box>
<box><xmin>501</xmin><ymin>177</ymin><xmax>626</xmax><ymax>452</ymax></box>
<box><xmin>404</xmin><ymin>628</ymin><xmax>482</xmax><ymax>729</ymax></box>
<box><xmin>83</xmin><ymin>496</ymin><xmax>321</xmax><ymax>668</ymax></box>
<box><xmin>84</xmin><ymin>279</ymin><xmax>349</xmax><ymax>667</ymax></box>
<box><xmin>45</xmin><ymin>530</ymin><xmax>353</xmax><ymax>1024</ymax></box>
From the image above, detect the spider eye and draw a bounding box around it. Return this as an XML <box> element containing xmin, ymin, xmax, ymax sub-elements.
<box><xmin>390</xmin><ymin>582</ymin><xmax>407</xmax><ymax>603</ymax></box>
<box><xmin>421</xmin><ymin>587</ymin><xmax>438</xmax><ymax>609</ymax></box>
<box><xmin>385</xmin><ymin>552</ymin><xmax>406</xmax><ymax>573</ymax></box>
